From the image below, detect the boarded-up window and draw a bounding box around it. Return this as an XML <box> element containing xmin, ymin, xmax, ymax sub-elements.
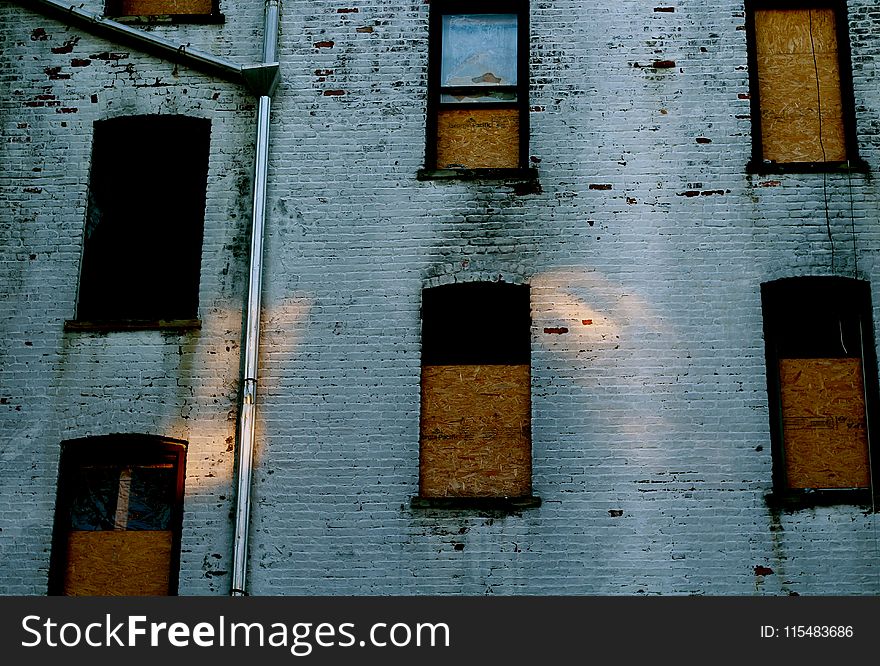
<box><xmin>427</xmin><ymin>3</ymin><xmax>528</xmax><ymax>170</ymax></box>
<box><xmin>76</xmin><ymin>115</ymin><xmax>210</xmax><ymax>323</ymax></box>
<box><xmin>419</xmin><ymin>283</ymin><xmax>532</xmax><ymax>498</ymax></box>
<box><xmin>761</xmin><ymin>278</ymin><xmax>877</xmax><ymax>498</ymax></box>
<box><xmin>748</xmin><ymin>2</ymin><xmax>855</xmax><ymax>164</ymax></box>
<box><xmin>49</xmin><ymin>437</ymin><xmax>186</xmax><ymax>596</ymax></box>
<box><xmin>105</xmin><ymin>0</ymin><xmax>217</xmax><ymax>17</ymax></box>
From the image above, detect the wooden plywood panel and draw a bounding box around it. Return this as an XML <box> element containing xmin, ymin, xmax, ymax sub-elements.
<box><xmin>779</xmin><ymin>358</ymin><xmax>870</xmax><ymax>489</ymax></box>
<box><xmin>63</xmin><ymin>530</ymin><xmax>173</xmax><ymax>596</ymax></box>
<box><xmin>118</xmin><ymin>0</ymin><xmax>213</xmax><ymax>15</ymax></box>
<box><xmin>755</xmin><ymin>9</ymin><xmax>837</xmax><ymax>55</ymax></box>
<box><xmin>755</xmin><ymin>9</ymin><xmax>846</xmax><ymax>162</ymax></box>
<box><xmin>420</xmin><ymin>364</ymin><xmax>531</xmax><ymax>497</ymax></box>
<box><xmin>436</xmin><ymin>108</ymin><xmax>519</xmax><ymax>169</ymax></box>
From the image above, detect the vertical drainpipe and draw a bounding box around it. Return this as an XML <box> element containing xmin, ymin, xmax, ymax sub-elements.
<box><xmin>231</xmin><ymin>0</ymin><xmax>281</xmax><ymax>597</ymax></box>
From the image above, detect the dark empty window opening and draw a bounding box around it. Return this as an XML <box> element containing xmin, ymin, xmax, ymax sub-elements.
<box><xmin>76</xmin><ymin>115</ymin><xmax>210</xmax><ymax>324</ymax></box>
<box><xmin>418</xmin><ymin>282</ymin><xmax>537</xmax><ymax>505</ymax></box>
<box><xmin>48</xmin><ymin>435</ymin><xmax>187</xmax><ymax>596</ymax></box>
<box><xmin>762</xmin><ymin>277</ymin><xmax>879</xmax><ymax>506</ymax></box>
<box><xmin>424</xmin><ymin>1</ymin><xmax>530</xmax><ymax>172</ymax></box>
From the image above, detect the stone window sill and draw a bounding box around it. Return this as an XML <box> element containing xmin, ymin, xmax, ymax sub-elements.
<box><xmin>64</xmin><ymin>319</ymin><xmax>201</xmax><ymax>332</ymax></box>
<box><xmin>747</xmin><ymin>159</ymin><xmax>869</xmax><ymax>175</ymax></box>
<box><xmin>417</xmin><ymin>167</ymin><xmax>539</xmax><ymax>182</ymax></box>
<box><xmin>765</xmin><ymin>488</ymin><xmax>875</xmax><ymax>511</ymax></box>
<box><xmin>410</xmin><ymin>495</ymin><xmax>542</xmax><ymax>511</ymax></box>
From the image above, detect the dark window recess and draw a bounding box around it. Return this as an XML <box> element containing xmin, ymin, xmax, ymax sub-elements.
<box><xmin>76</xmin><ymin>115</ymin><xmax>210</xmax><ymax>323</ymax></box>
<box><xmin>49</xmin><ymin>435</ymin><xmax>186</xmax><ymax>596</ymax></box>
<box><xmin>762</xmin><ymin>277</ymin><xmax>880</xmax><ymax>506</ymax></box>
<box><xmin>424</xmin><ymin>1</ymin><xmax>530</xmax><ymax>171</ymax></box>
<box><xmin>418</xmin><ymin>282</ymin><xmax>536</xmax><ymax>503</ymax></box>
<box><xmin>745</xmin><ymin>0</ymin><xmax>861</xmax><ymax>170</ymax></box>
<box><xmin>421</xmin><ymin>282</ymin><xmax>530</xmax><ymax>365</ymax></box>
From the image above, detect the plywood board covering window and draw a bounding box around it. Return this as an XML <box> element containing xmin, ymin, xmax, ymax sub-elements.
<box><xmin>420</xmin><ymin>283</ymin><xmax>531</xmax><ymax>498</ymax></box>
<box><xmin>436</xmin><ymin>108</ymin><xmax>520</xmax><ymax>169</ymax></box>
<box><xmin>64</xmin><ymin>531</ymin><xmax>174</xmax><ymax>596</ymax></box>
<box><xmin>421</xmin><ymin>364</ymin><xmax>531</xmax><ymax>497</ymax></box>
<box><xmin>778</xmin><ymin>358</ymin><xmax>870</xmax><ymax>488</ymax></box>
<box><xmin>109</xmin><ymin>0</ymin><xmax>214</xmax><ymax>15</ymax></box>
<box><xmin>754</xmin><ymin>8</ymin><xmax>847</xmax><ymax>162</ymax></box>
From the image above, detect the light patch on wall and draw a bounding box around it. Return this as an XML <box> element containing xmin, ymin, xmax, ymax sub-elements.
<box><xmin>530</xmin><ymin>269</ymin><xmax>670</xmax><ymax>352</ymax></box>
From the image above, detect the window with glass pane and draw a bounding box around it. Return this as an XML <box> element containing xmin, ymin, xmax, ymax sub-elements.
<box><xmin>49</xmin><ymin>436</ymin><xmax>186</xmax><ymax>596</ymax></box>
<box><xmin>427</xmin><ymin>2</ymin><xmax>528</xmax><ymax>170</ymax></box>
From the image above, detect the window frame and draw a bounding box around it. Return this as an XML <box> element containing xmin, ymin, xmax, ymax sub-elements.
<box><xmin>414</xmin><ymin>281</ymin><xmax>540</xmax><ymax>511</ymax></box>
<box><xmin>48</xmin><ymin>435</ymin><xmax>187</xmax><ymax>596</ymax></box>
<box><xmin>744</xmin><ymin>0</ymin><xmax>864</xmax><ymax>173</ymax></box>
<box><xmin>422</xmin><ymin>0</ymin><xmax>532</xmax><ymax>178</ymax></box>
<box><xmin>761</xmin><ymin>277</ymin><xmax>880</xmax><ymax>508</ymax></box>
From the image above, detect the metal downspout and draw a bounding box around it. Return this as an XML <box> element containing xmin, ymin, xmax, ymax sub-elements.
<box><xmin>231</xmin><ymin>0</ymin><xmax>281</xmax><ymax>597</ymax></box>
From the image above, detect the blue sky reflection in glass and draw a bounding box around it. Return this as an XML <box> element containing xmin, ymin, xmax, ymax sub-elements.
<box><xmin>440</xmin><ymin>14</ymin><xmax>518</xmax><ymax>91</ymax></box>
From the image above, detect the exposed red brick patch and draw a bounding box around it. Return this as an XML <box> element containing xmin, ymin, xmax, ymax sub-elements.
<box><xmin>754</xmin><ymin>565</ymin><xmax>774</xmax><ymax>576</ymax></box>
<box><xmin>71</xmin><ymin>58</ymin><xmax>91</xmax><ymax>67</ymax></box>
<box><xmin>31</xmin><ymin>28</ymin><xmax>49</xmax><ymax>41</ymax></box>
<box><xmin>738</xmin><ymin>93</ymin><xmax>750</xmax><ymax>99</ymax></box>
<box><xmin>654</xmin><ymin>7</ymin><xmax>675</xmax><ymax>12</ymax></box>
<box><xmin>51</xmin><ymin>37</ymin><xmax>80</xmax><ymax>54</ymax></box>
<box><xmin>582</xmin><ymin>319</ymin><xmax>593</xmax><ymax>325</ymax></box>
<box><xmin>759</xmin><ymin>180</ymin><xmax>781</xmax><ymax>187</ymax></box>
<box><xmin>356</xmin><ymin>26</ymin><xmax>374</xmax><ymax>33</ymax></box>
<box><xmin>589</xmin><ymin>184</ymin><xmax>612</xmax><ymax>190</ymax></box>
<box><xmin>653</xmin><ymin>60</ymin><xmax>676</xmax><ymax>68</ymax></box>
<box><xmin>544</xmin><ymin>327</ymin><xmax>569</xmax><ymax>335</ymax></box>
<box><xmin>696</xmin><ymin>137</ymin><xmax>711</xmax><ymax>144</ymax></box>
<box><xmin>56</xmin><ymin>107</ymin><xmax>78</xmax><ymax>113</ymax></box>
<box><xmin>323</xmin><ymin>90</ymin><xmax>346</xmax><ymax>96</ymax></box>
<box><xmin>608</xmin><ymin>510</ymin><xmax>624</xmax><ymax>517</ymax></box>
<box><xmin>315</xmin><ymin>69</ymin><xmax>335</xmax><ymax>76</ymax></box>
<box><xmin>314</xmin><ymin>40</ymin><xmax>335</xmax><ymax>48</ymax></box>
<box><xmin>337</xmin><ymin>7</ymin><xmax>359</xmax><ymax>12</ymax></box>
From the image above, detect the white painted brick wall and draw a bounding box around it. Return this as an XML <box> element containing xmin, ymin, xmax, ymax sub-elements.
<box><xmin>1</xmin><ymin>0</ymin><xmax>879</xmax><ymax>595</ymax></box>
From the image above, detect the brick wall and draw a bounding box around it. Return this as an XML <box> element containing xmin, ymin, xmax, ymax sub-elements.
<box><xmin>1</xmin><ymin>0</ymin><xmax>879</xmax><ymax>595</ymax></box>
